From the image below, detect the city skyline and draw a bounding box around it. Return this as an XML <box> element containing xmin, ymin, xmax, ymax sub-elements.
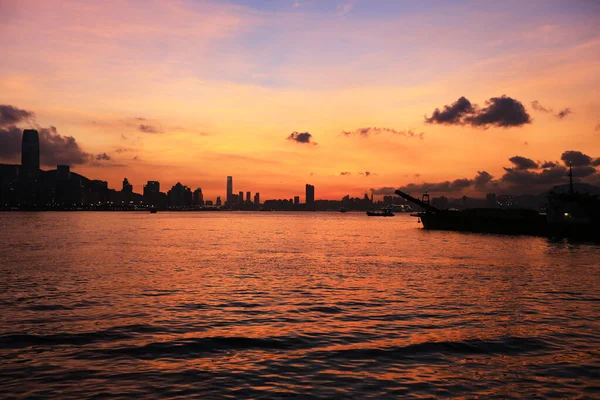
<box><xmin>0</xmin><ymin>1</ymin><xmax>599</xmax><ymax>200</ymax></box>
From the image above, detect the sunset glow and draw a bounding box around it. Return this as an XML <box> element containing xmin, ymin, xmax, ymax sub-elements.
<box><xmin>1</xmin><ymin>0</ymin><xmax>599</xmax><ymax>200</ymax></box>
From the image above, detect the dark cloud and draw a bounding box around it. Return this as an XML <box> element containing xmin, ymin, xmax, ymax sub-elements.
<box><xmin>0</xmin><ymin>105</ymin><xmax>34</xmax><ymax>127</ymax></box>
<box><xmin>556</xmin><ymin>108</ymin><xmax>572</xmax><ymax>119</ymax></box>
<box><xmin>531</xmin><ymin>101</ymin><xmax>573</xmax><ymax>119</ymax></box>
<box><xmin>0</xmin><ymin>126</ymin><xmax>92</xmax><ymax>165</ymax></box>
<box><xmin>474</xmin><ymin>171</ymin><xmax>493</xmax><ymax>187</ymax></box>
<box><xmin>287</xmin><ymin>131</ymin><xmax>316</xmax><ymax>145</ymax></box>
<box><xmin>342</xmin><ymin>127</ymin><xmax>424</xmax><ymax>139</ymax></box>
<box><xmin>0</xmin><ymin>126</ymin><xmax>22</xmax><ymax>160</ymax></box>
<box><xmin>501</xmin><ymin>166</ymin><xmax>569</xmax><ymax>188</ymax></box>
<box><xmin>359</xmin><ymin>171</ymin><xmax>373</xmax><ymax>177</ymax></box>
<box><xmin>540</xmin><ymin>161</ymin><xmax>558</xmax><ymax>168</ymax></box>
<box><xmin>374</xmin><ymin>151</ymin><xmax>599</xmax><ymax>196</ymax></box>
<box><xmin>340</xmin><ymin>171</ymin><xmax>351</xmax><ymax>176</ymax></box>
<box><xmin>0</xmin><ymin>105</ymin><xmax>113</xmax><ymax>167</ymax></box>
<box><xmin>95</xmin><ymin>153</ymin><xmax>111</xmax><ymax>161</ymax></box>
<box><xmin>425</xmin><ymin>95</ymin><xmax>531</xmax><ymax>128</ymax></box>
<box><xmin>531</xmin><ymin>100</ymin><xmax>550</xmax><ymax>113</ymax></box>
<box><xmin>38</xmin><ymin>126</ymin><xmax>92</xmax><ymax>165</ymax></box>
<box><xmin>465</xmin><ymin>95</ymin><xmax>531</xmax><ymax>127</ymax></box>
<box><xmin>561</xmin><ymin>150</ymin><xmax>593</xmax><ymax>167</ymax></box>
<box><xmin>370</xmin><ymin>187</ymin><xmax>397</xmax><ymax>195</ymax></box>
<box><xmin>508</xmin><ymin>156</ymin><xmax>538</xmax><ymax>170</ymax></box>
<box><xmin>424</xmin><ymin>96</ymin><xmax>473</xmax><ymax>125</ymax></box>
<box><xmin>139</xmin><ymin>124</ymin><xmax>163</xmax><ymax>134</ymax></box>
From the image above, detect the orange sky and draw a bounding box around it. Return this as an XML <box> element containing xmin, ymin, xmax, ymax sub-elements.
<box><xmin>0</xmin><ymin>0</ymin><xmax>599</xmax><ymax>200</ymax></box>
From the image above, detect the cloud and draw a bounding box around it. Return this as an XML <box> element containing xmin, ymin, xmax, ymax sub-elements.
<box><xmin>340</xmin><ymin>171</ymin><xmax>351</xmax><ymax>176</ymax></box>
<box><xmin>425</xmin><ymin>95</ymin><xmax>531</xmax><ymax>128</ymax></box>
<box><xmin>370</xmin><ymin>187</ymin><xmax>397</xmax><ymax>195</ymax></box>
<box><xmin>0</xmin><ymin>105</ymin><xmax>114</xmax><ymax>167</ymax></box>
<box><xmin>342</xmin><ymin>127</ymin><xmax>424</xmax><ymax>139</ymax></box>
<box><xmin>359</xmin><ymin>171</ymin><xmax>374</xmax><ymax>177</ymax></box>
<box><xmin>424</xmin><ymin>96</ymin><xmax>473</xmax><ymax>125</ymax></box>
<box><xmin>473</xmin><ymin>171</ymin><xmax>493</xmax><ymax>187</ymax></box>
<box><xmin>531</xmin><ymin>100</ymin><xmax>550</xmax><ymax>113</ymax></box>
<box><xmin>561</xmin><ymin>150</ymin><xmax>593</xmax><ymax>167</ymax></box>
<box><xmin>0</xmin><ymin>105</ymin><xmax>34</xmax><ymax>127</ymax></box>
<box><xmin>555</xmin><ymin>108</ymin><xmax>572</xmax><ymax>119</ymax></box>
<box><xmin>531</xmin><ymin>100</ymin><xmax>572</xmax><ymax>119</ymax></box>
<box><xmin>508</xmin><ymin>156</ymin><xmax>538</xmax><ymax>170</ymax></box>
<box><xmin>287</xmin><ymin>131</ymin><xmax>316</xmax><ymax>144</ymax></box>
<box><xmin>95</xmin><ymin>153</ymin><xmax>111</xmax><ymax>161</ymax></box>
<box><xmin>465</xmin><ymin>95</ymin><xmax>531</xmax><ymax>127</ymax></box>
<box><xmin>540</xmin><ymin>161</ymin><xmax>558</xmax><ymax>168</ymax></box>
<box><xmin>38</xmin><ymin>126</ymin><xmax>93</xmax><ymax>165</ymax></box>
<box><xmin>0</xmin><ymin>126</ymin><xmax>92</xmax><ymax>166</ymax></box>
<box><xmin>139</xmin><ymin>124</ymin><xmax>163</xmax><ymax>134</ymax></box>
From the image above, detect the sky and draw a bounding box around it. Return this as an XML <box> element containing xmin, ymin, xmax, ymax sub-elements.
<box><xmin>0</xmin><ymin>0</ymin><xmax>599</xmax><ymax>200</ymax></box>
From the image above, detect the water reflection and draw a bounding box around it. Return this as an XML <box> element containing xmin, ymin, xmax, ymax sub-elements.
<box><xmin>0</xmin><ymin>212</ymin><xmax>598</xmax><ymax>398</ymax></box>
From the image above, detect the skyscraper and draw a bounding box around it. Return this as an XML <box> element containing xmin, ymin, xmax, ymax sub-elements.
<box><xmin>305</xmin><ymin>184</ymin><xmax>315</xmax><ymax>208</ymax></box>
<box><xmin>122</xmin><ymin>178</ymin><xmax>133</xmax><ymax>194</ymax></box>
<box><xmin>21</xmin><ymin>129</ymin><xmax>40</xmax><ymax>179</ymax></box>
<box><xmin>238</xmin><ymin>191</ymin><xmax>243</xmax><ymax>205</ymax></box>
<box><xmin>253</xmin><ymin>193</ymin><xmax>260</xmax><ymax>205</ymax></box>
<box><xmin>226</xmin><ymin>176</ymin><xmax>233</xmax><ymax>205</ymax></box>
<box><xmin>294</xmin><ymin>196</ymin><xmax>300</xmax><ymax>204</ymax></box>
<box><xmin>193</xmin><ymin>188</ymin><xmax>204</xmax><ymax>206</ymax></box>
<box><xmin>246</xmin><ymin>191</ymin><xmax>251</xmax><ymax>204</ymax></box>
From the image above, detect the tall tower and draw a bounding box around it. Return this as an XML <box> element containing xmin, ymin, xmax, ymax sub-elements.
<box><xmin>226</xmin><ymin>176</ymin><xmax>233</xmax><ymax>205</ymax></box>
<box><xmin>305</xmin><ymin>184</ymin><xmax>315</xmax><ymax>209</ymax></box>
<box><xmin>21</xmin><ymin>129</ymin><xmax>40</xmax><ymax>179</ymax></box>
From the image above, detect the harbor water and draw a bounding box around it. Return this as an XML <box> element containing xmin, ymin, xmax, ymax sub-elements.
<box><xmin>0</xmin><ymin>212</ymin><xmax>599</xmax><ymax>398</ymax></box>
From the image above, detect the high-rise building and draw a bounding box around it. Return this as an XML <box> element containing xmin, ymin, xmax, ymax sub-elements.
<box><xmin>216</xmin><ymin>196</ymin><xmax>222</xmax><ymax>207</ymax></box>
<box><xmin>143</xmin><ymin>181</ymin><xmax>160</xmax><ymax>196</ymax></box>
<box><xmin>168</xmin><ymin>182</ymin><xmax>192</xmax><ymax>207</ymax></box>
<box><xmin>294</xmin><ymin>196</ymin><xmax>300</xmax><ymax>204</ymax></box>
<box><xmin>122</xmin><ymin>178</ymin><xmax>133</xmax><ymax>194</ymax></box>
<box><xmin>232</xmin><ymin>194</ymin><xmax>239</xmax><ymax>205</ymax></box>
<box><xmin>193</xmin><ymin>188</ymin><xmax>204</xmax><ymax>206</ymax></box>
<box><xmin>246</xmin><ymin>191</ymin><xmax>251</xmax><ymax>203</ymax></box>
<box><xmin>21</xmin><ymin>129</ymin><xmax>40</xmax><ymax>180</ymax></box>
<box><xmin>253</xmin><ymin>193</ymin><xmax>260</xmax><ymax>205</ymax></box>
<box><xmin>226</xmin><ymin>176</ymin><xmax>233</xmax><ymax>205</ymax></box>
<box><xmin>238</xmin><ymin>191</ymin><xmax>243</xmax><ymax>205</ymax></box>
<box><xmin>305</xmin><ymin>184</ymin><xmax>315</xmax><ymax>208</ymax></box>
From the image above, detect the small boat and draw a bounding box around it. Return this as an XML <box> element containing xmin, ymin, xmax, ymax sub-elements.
<box><xmin>150</xmin><ymin>208</ymin><xmax>158</xmax><ymax>214</ymax></box>
<box><xmin>366</xmin><ymin>209</ymin><xmax>394</xmax><ymax>217</ymax></box>
<box><xmin>339</xmin><ymin>207</ymin><xmax>348</xmax><ymax>213</ymax></box>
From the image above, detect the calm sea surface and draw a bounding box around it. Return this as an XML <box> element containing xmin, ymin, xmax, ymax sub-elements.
<box><xmin>1</xmin><ymin>212</ymin><xmax>599</xmax><ymax>399</ymax></box>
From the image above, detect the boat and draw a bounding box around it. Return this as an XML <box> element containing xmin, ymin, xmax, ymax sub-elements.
<box><xmin>395</xmin><ymin>164</ymin><xmax>600</xmax><ymax>240</ymax></box>
<box><xmin>149</xmin><ymin>208</ymin><xmax>158</xmax><ymax>214</ymax></box>
<box><xmin>339</xmin><ymin>207</ymin><xmax>348</xmax><ymax>213</ymax></box>
<box><xmin>366</xmin><ymin>208</ymin><xmax>395</xmax><ymax>217</ymax></box>
<box><xmin>545</xmin><ymin>165</ymin><xmax>600</xmax><ymax>240</ymax></box>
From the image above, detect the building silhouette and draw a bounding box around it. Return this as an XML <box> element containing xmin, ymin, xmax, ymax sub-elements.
<box><xmin>246</xmin><ymin>191</ymin><xmax>251</xmax><ymax>204</ymax></box>
<box><xmin>226</xmin><ymin>176</ymin><xmax>233</xmax><ymax>206</ymax></box>
<box><xmin>254</xmin><ymin>192</ymin><xmax>260</xmax><ymax>205</ymax></box>
<box><xmin>21</xmin><ymin>129</ymin><xmax>40</xmax><ymax>180</ymax></box>
<box><xmin>168</xmin><ymin>182</ymin><xmax>192</xmax><ymax>207</ymax></box>
<box><xmin>305</xmin><ymin>184</ymin><xmax>315</xmax><ymax>209</ymax></box>
<box><xmin>144</xmin><ymin>181</ymin><xmax>160</xmax><ymax>196</ymax></box>
<box><xmin>122</xmin><ymin>178</ymin><xmax>133</xmax><ymax>194</ymax></box>
<box><xmin>216</xmin><ymin>196</ymin><xmax>222</xmax><ymax>207</ymax></box>
<box><xmin>238</xmin><ymin>191</ymin><xmax>243</xmax><ymax>205</ymax></box>
<box><xmin>294</xmin><ymin>196</ymin><xmax>300</xmax><ymax>204</ymax></box>
<box><xmin>193</xmin><ymin>188</ymin><xmax>204</xmax><ymax>206</ymax></box>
